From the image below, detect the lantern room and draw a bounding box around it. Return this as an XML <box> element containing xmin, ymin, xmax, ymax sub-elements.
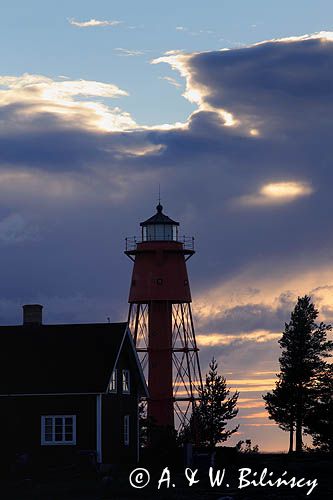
<box><xmin>140</xmin><ymin>203</ymin><xmax>179</xmax><ymax>241</ymax></box>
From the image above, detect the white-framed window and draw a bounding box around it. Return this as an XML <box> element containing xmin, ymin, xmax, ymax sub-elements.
<box><xmin>122</xmin><ymin>369</ymin><xmax>130</xmax><ymax>394</ymax></box>
<box><xmin>41</xmin><ymin>415</ymin><xmax>76</xmax><ymax>445</ymax></box>
<box><xmin>124</xmin><ymin>415</ymin><xmax>130</xmax><ymax>446</ymax></box>
<box><xmin>109</xmin><ymin>369</ymin><xmax>117</xmax><ymax>393</ymax></box>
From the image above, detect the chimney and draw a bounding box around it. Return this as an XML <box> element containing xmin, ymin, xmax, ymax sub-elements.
<box><xmin>23</xmin><ymin>304</ymin><xmax>43</xmax><ymax>325</ymax></box>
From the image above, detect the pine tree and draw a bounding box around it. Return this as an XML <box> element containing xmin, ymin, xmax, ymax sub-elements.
<box><xmin>264</xmin><ymin>295</ymin><xmax>333</xmax><ymax>452</ymax></box>
<box><xmin>304</xmin><ymin>365</ymin><xmax>333</xmax><ymax>452</ymax></box>
<box><xmin>263</xmin><ymin>379</ymin><xmax>296</xmax><ymax>453</ymax></box>
<box><xmin>193</xmin><ymin>358</ymin><xmax>239</xmax><ymax>448</ymax></box>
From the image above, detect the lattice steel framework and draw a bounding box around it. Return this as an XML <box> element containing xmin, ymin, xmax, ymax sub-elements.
<box><xmin>128</xmin><ymin>301</ymin><xmax>203</xmax><ymax>431</ymax></box>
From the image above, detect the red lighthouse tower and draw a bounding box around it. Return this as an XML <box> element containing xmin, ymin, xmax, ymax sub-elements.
<box><xmin>125</xmin><ymin>203</ymin><xmax>203</xmax><ymax>430</ymax></box>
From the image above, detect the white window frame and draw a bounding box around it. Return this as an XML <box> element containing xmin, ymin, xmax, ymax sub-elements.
<box><xmin>124</xmin><ymin>415</ymin><xmax>130</xmax><ymax>446</ymax></box>
<box><xmin>109</xmin><ymin>369</ymin><xmax>117</xmax><ymax>393</ymax></box>
<box><xmin>122</xmin><ymin>369</ymin><xmax>130</xmax><ymax>394</ymax></box>
<box><xmin>41</xmin><ymin>415</ymin><xmax>76</xmax><ymax>446</ymax></box>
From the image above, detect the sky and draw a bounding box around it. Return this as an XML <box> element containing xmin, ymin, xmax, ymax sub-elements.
<box><xmin>1</xmin><ymin>0</ymin><xmax>333</xmax><ymax>451</ymax></box>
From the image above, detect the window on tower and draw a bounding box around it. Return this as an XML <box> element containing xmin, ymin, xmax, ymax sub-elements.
<box><xmin>143</xmin><ymin>224</ymin><xmax>177</xmax><ymax>241</ymax></box>
<box><xmin>122</xmin><ymin>369</ymin><xmax>130</xmax><ymax>394</ymax></box>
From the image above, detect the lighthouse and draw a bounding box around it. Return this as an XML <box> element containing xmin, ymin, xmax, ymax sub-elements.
<box><xmin>125</xmin><ymin>203</ymin><xmax>203</xmax><ymax>431</ymax></box>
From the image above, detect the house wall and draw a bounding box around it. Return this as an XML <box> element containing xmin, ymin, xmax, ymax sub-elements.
<box><xmin>0</xmin><ymin>334</ymin><xmax>145</xmax><ymax>470</ymax></box>
<box><xmin>102</xmin><ymin>394</ymin><xmax>138</xmax><ymax>465</ymax></box>
<box><xmin>0</xmin><ymin>395</ymin><xmax>96</xmax><ymax>468</ymax></box>
<box><xmin>102</xmin><ymin>341</ymin><xmax>141</xmax><ymax>465</ymax></box>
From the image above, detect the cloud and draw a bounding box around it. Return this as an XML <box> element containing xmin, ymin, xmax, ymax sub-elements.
<box><xmin>236</xmin><ymin>181</ymin><xmax>313</xmax><ymax>207</ymax></box>
<box><xmin>0</xmin><ymin>73</ymin><xmax>127</xmax><ymax>96</ymax></box>
<box><xmin>241</xmin><ymin>411</ymin><xmax>268</xmax><ymax>419</ymax></box>
<box><xmin>196</xmin><ymin>331</ymin><xmax>281</xmax><ymax>346</ymax></box>
<box><xmin>114</xmin><ymin>48</ymin><xmax>145</xmax><ymax>57</ymax></box>
<box><xmin>69</xmin><ymin>18</ymin><xmax>122</xmax><ymax>28</ymax></box>
<box><xmin>175</xmin><ymin>26</ymin><xmax>215</xmax><ymax>37</ymax></box>
<box><xmin>158</xmin><ymin>76</ymin><xmax>182</xmax><ymax>88</ymax></box>
<box><xmin>154</xmin><ymin>31</ymin><xmax>333</xmax><ymax>138</ymax></box>
<box><xmin>238</xmin><ymin>399</ymin><xmax>265</xmax><ymax>409</ymax></box>
<box><xmin>259</xmin><ymin>181</ymin><xmax>312</xmax><ymax>201</ymax></box>
<box><xmin>243</xmin><ymin>423</ymin><xmax>276</xmax><ymax>427</ymax></box>
<box><xmin>0</xmin><ymin>74</ymin><xmax>128</xmax><ymax>101</ymax></box>
<box><xmin>0</xmin><ymin>73</ymin><xmax>134</xmax><ymax>134</ymax></box>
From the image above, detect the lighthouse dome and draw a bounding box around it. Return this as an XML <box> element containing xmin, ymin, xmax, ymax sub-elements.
<box><xmin>140</xmin><ymin>204</ymin><xmax>179</xmax><ymax>241</ymax></box>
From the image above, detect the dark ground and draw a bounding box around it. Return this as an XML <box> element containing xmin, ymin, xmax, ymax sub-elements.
<box><xmin>0</xmin><ymin>453</ymin><xmax>332</xmax><ymax>499</ymax></box>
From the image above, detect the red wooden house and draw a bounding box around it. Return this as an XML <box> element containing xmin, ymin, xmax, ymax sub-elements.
<box><xmin>0</xmin><ymin>304</ymin><xmax>148</xmax><ymax>471</ymax></box>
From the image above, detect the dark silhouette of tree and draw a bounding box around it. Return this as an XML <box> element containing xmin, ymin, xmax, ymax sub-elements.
<box><xmin>263</xmin><ymin>379</ymin><xmax>296</xmax><ymax>453</ymax></box>
<box><xmin>304</xmin><ymin>365</ymin><xmax>333</xmax><ymax>453</ymax></box>
<box><xmin>185</xmin><ymin>358</ymin><xmax>239</xmax><ymax>448</ymax></box>
<box><xmin>139</xmin><ymin>401</ymin><xmax>178</xmax><ymax>455</ymax></box>
<box><xmin>236</xmin><ymin>439</ymin><xmax>259</xmax><ymax>454</ymax></box>
<box><xmin>264</xmin><ymin>295</ymin><xmax>333</xmax><ymax>452</ymax></box>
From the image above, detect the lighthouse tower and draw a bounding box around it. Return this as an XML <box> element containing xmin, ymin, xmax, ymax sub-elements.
<box><xmin>125</xmin><ymin>203</ymin><xmax>203</xmax><ymax>430</ymax></box>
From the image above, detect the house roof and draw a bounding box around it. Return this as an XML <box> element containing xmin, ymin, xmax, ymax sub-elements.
<box><xmin>0</xmin><ymin>322</ymin><xmax>147</xmax><ymax>396</ymax></box>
